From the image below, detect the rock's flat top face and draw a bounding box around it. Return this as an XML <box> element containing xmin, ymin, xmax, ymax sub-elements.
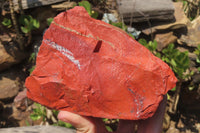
<box><xmin>116</xmin><ymin>0</ymin><xmax>174</xmax><ymax>22</ymax></box>
<box><xmin>179</xmin><ymin>16</ymin><xmax>200</xmax><ymax>47</ymax></box>
<box><xmin>0</xmin><ymin>70</ymin><xmax>21</xmax><ymax>101</ymax></box>
<box><xmin>25</xmin><ymin>6</ymin><xmax>177</xmax><ymax>120</ymax></box>
<box><xmin>0</xmin><ymin>125</ymin><xmax>75</xmax><ymax>133</ymax></box>
<box><xmin>117</xmin><ymin>0</ymin><xmax>174</xmax><ymax>13</ymax></box>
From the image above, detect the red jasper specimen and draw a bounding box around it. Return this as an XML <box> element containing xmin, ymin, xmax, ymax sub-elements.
<box><xmin>25</xmin><ymin>6</ymin><xmax>177</xmax><ymax>120</ymax></box>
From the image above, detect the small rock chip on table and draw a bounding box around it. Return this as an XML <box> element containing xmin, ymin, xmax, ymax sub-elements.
<box><xmin>25</xmin><ymin>6</ymin><xmax>177</xmax><ymax>120</ymax></box>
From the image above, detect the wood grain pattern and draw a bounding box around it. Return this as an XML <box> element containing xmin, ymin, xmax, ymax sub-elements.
<box><xmin>13</xmin><ymin>0</ymin><xmax>65</xmax><ymax>10</ymax></box>
<box><xmin>116</xmin><ymin>0</ymin><xmax>175</xmax><ymax>22</ymax></box>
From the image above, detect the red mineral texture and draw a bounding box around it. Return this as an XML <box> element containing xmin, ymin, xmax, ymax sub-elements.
<box><xmin>25</xmin><ymin>6</ymin><xmax>177</xmax><ymax>120</ymax></box>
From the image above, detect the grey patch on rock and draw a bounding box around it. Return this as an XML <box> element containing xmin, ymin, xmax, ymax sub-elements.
<box><xmin>192</xmin><ymin>74</ymin><xmax>200</xmax><ymax>84</ymax></box>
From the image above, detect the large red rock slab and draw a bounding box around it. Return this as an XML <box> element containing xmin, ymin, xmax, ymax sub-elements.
<box><xmin>25</xmin><ymin>6</ymin><xmax>177</xmax><ymax>120</ymax></box>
